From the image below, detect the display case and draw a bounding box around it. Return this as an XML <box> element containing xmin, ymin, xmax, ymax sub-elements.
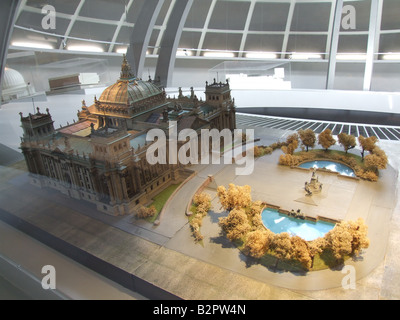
<box><xmin>209</xmin><ymin>60</ymin><xmax>292</xmax><ymax>90</ymax></box>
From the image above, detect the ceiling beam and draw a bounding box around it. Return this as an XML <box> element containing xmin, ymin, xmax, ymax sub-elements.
<box><xmin>281</xmin><ymin>0</ymin><xmax>295</xmax><ymax>59</ymax></box>
<box><xmin>196</xmin><ymin>0</ymin><xmax>217</xmax><ymax>57</ymax></box>
<box><xmin>59</xmin><ymin>0</ymin><xmax>86</xmax><ymax>49</ymax></box>
<box><xmin>108</xmin><ymin>0</ymin><xmax>134</xmax><ymax>53</ymax></box>
<box><xmin>238</xmin><ymin>0</ymin><xmax>256</xmax><ymax>58</ymax></box>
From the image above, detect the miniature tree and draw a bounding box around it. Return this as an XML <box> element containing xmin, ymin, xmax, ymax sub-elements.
<box><xmin>318</xmin><ymin>129</ymin><xmax>336</xmax><ymax>151</ymax></box>
<box><xmin>271</xmin><ymin>232</ymin><xmax>293</xmax><ymax>262</ymax></box>
<box><xmin>253</xmin><ymin>145</ymin><xmax>262</xmax><ymax>158</ymax></box>
<box><xmin>190</xmin><ymin>221</ymin><xmax>204</xmax><ymax>242</ymax></box>
<box><xmin>243</xmin><ymin>229</ymin><xmax>273</xmax><ymax>259</ymax></box>
<box><xmin>347</xmin><ymin>218</ymin><xmax>370</xmax><ymax>256</ymax></box>
<box><xmin>218</xmin><ymin>207</ymin><xmax>251</xmax><ymax>241</ymax></box>
<box><xmin>193</xmin><ymin>192</ymin><xmax>212</xmax><ymax>216</ymax></box>
<box><xmin>298</xmin><ymin>129</ymin><xmax>316</xmax><ymax>152</ymax></box>
<box><xmin>358</xmin><ymin>135</ymin><xmax>378</xmax><ymax>160</ymax></box>
<box><xmin>324</xmin><ymin>222</ymin><xmax>353</xmax><ymax>262</ymax></box>
<box><xmin>217</xmin><ymin>184</ymin><xmax>252</xmax><ymax>211</ymax></box>
<box><xmin>136</xmin><ymin>205</ymin><xmax>157</xmax><ymax>219</ymax></box>
<box><xmin>308</xmin><ymin>237</ymin><xmax>327</xmax><ymax>269</ymax></box>
<box><xmin>365</xmin><ymin>147</ymin><xmax>388</xmax><ymax>171</ymax></box>
<box><xmin>281</xmin><ymin>133</ymin><xmax>299</xmax><ymax>155</ymax></box>
<box><xmin>324</xmin><ymin>219</ymin><xmax>369</xmax><ymax>262</ymax></box>
<box><xmin>279</xmin><ymin>154</ymin><xmax>301</xmax><ymax>167</ymax></box>
<box><xmin>290</xmin><ymin>236</ymin><xmax>312</xmax><ymax>270</ymax></box>
<box><xmin>338</xmin><ymin>133</ymin><xmax>356</xmax><ymax>153</ymax></box>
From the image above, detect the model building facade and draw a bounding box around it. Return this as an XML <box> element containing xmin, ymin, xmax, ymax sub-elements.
<box><xmin>20</xmin><ymin>56</ymin><xmax>236</xmax><ymax>216</ymax></box>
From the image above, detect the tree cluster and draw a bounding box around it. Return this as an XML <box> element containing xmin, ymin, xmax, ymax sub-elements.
<box><xmin>217</xmin><ymin>184</ymin><xmax>370</xmax><ymax>271</ymax></box>
<box><xmin>189</xmin><ymin>192</ymin><xmax>212</xmax><ymax>242</ymax></box>
<box><xmin>217</xmin><ymin>184</ymin><xmax>252</xmax><ymax>211</ymax></box>
<box><xmin>276</xmin><ymin>127</ymin><xmax>388</xmax><ymax>181</ymax></box>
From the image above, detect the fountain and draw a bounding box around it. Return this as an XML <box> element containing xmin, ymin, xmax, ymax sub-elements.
<box><xmin>304</xmin><ymin>168</ymin><xmax>323</xmax><ymax>196</ymax></box>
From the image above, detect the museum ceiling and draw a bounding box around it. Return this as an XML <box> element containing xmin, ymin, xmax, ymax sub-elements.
<box><xmin>9</xmin><ymin>0</ymin><xmax>400</xmax><ymax>60</ymax></box>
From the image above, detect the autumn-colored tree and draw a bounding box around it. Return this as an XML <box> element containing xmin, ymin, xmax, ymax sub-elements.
<box><xmin>247</xmin><ymin>200</ymin><xmax>263</xmax><ymax>217</ymax></box>
<box><xmin>193</xmin><ymin>192</ymin><xmax>212</xmax><ymax>216</ymax></box>
<box><xmin>243</xmin><ymin>229</ymin><xmax>274</xmax><ymax>258</ymax></box>
<box><xmin>318</xmin><ymin>129</ymin><xmax>336</xmax><ymax>151</ymax></box>
<box><xmin>358</xmin><ymin>135</ymin><xmax>378</xmax><ymax>160</ymax></box>
<box><xmin>324</xmin><ymin>222</ymin><xmax>353</xmax><ymax>261</ymax></box>
<box><xmin>190</xmin><ymin>220</ymin><xmax>204</xmax><ymax>242</ymax></box>
<box><xmin>308</xmin><ymin>237</ymin><xmax>327</xmax><ymax>269</ymax></box>
<box><xmin>253</xmin><ymin>146</ymin><xmax>262</xmax><ymax>158</ymax></box>
<box><xmin>136</xmin><ymin>205</ymin><xmax>157</xmax><ymax>219</ymax></box>
<box><xmin>338</xmin><ymin>133</ymin><xmax>356</xmax><ymax>153</ymax></box>
<box><xmin>298</xmin><ymin>129</ymin><xmax>316</xmax><ymax>152</ymax></box>
<box><xmin>251</xmin><ymin>214</ymin><xmax>264</xmax><ymax>230</ymax></box>
<box><xmin>279</xmin><ymin>154</ymin><xmax>301</xmax><ymax>167</ymax></box>
<box><xmin>325</xmin><ymin>218</ymin><xmax>369</xmax><ymax>261</ymax></box>
<box><xmin>365</xmin><ymin>147</ymin><xmax>388</xmax><ymax>171</ymax></box>
<box><xmin>347</xmin><ymin>218</ymin><xmax>370</xmax><ymax>256</ymax></box>
<box><xmin>218</xmin><ymin>207</ymin><xmax>251</xmax><ymax>241</ymax></box>
<box><xmin>290</xmin><ymin>236</ymin><xmax>312</xmax><ymax>270</ymax></box>
<box><xmin>270</xmin><ymin>232</ymin><xmax>293</xmax><ymax>261</ymax></box>
<box><xmin>217</xmin><ymin>184</ymin><xmax>252</xmax><ymax>211</ymax></box>
<box><xmin>282</xmin><ymin>133</ymin><xmax>299</xmax><ymax>155</ymax></box>
<box><xmin>247</xmin><ymin>201</ymin><xmax>265</xmax><ymax>230</ymax></box>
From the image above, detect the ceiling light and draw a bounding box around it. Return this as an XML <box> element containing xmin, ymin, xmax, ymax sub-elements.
<box><xmin>11</xmin><ymin>41</ymin><xmax>54</xmax><ymax>50</ymax></box>
<box><xmin>290</xmin><ymin>53</ymin><xmax>323</xmax><ymax>60</ymax></box>
<box><xmin>336</xmin><ymin>54</ymin><xmax>367</xmax><ymax>61</ymax></box>
<box><xmin>67</xmin><ymin>45</ymin><xmax>104</xmax><ymax>53</ymax></box>
<box><xmin>246</xmin><ymin>52</ymin><xmax>277</xmax><ymax>59</ymax></box>
<box><xmin>116</xmin><ymin>47</ymin><xmax>128</xmax><ymax>54</ymax></box>
<box><xmin>382</xmin><ymin>53</ymin><xmax>400</xmax><ymax>61</ymax></box>
<box><xmin>203</xmin><ymin>51</ymin><xmax>235</xmax><ymax>58</ymax></box>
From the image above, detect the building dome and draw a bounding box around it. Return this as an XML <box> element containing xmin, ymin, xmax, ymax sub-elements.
<box><xmin>99</xmin><ymin>55</ymin><xmax>162</xmax><ymax>105</ymax></box>
<box><xmin>99</xmin><ymin>79</ymin><xmax>162</xmax><ymax>105</ymax></box>
<box><xmin>2</xmin><ymin>68</ymin><xmax>26</xmax><ymax>90</ymax></box>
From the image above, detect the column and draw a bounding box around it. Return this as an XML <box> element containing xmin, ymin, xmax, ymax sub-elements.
<box><xmin>126</xmin><ymin>0</ymin><xmax>164</xmax><ymax>78</ymax></box>
<box><xmin>363</xmin><ymin>0</ymin><xmax>381</xmax><ymax>91</ymax></box>
<box><xmin>326</xmin><ymin>0</ymin><xmax>344</xmax><ymax>90</ymax></box>
<box><xmin>155</xmin><ymin>0</ymin><xmax>194</xmax><ymax>87</ymax></box>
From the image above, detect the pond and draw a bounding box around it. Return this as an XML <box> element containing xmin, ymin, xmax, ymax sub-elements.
<box><xmin>261</xmin><ymin>207</ymin><xmax>335</xmax><ymax>241</ymax></box>
<box><xmin>299</xmin><ymin>160</ymin><xmax>355</xmax><ymax>177</ymax></box>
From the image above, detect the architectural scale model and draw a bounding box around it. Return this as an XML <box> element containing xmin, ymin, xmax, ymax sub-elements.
<box><xmin>19</xmin><ymin>56</ymin><xmax>236</xmax><ymax>216</ymax></box>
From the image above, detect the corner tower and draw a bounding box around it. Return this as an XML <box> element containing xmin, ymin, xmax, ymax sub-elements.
<box><xmin>20</xmin><ymin>107</ymin><xmax>55</xmax><ymax>141</ymax></box>
<box><xmin>205</xmin><ymin>79</ymin><xmax>232</xmax><ymax>109</ymax></box>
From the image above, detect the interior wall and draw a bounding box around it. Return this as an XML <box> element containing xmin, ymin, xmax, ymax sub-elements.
<box><xmin>4</xmin><ymin>51</ymin><xmax>400</xmax><ymax>94</ymax></box>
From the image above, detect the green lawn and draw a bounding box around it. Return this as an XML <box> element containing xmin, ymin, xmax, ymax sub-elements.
<box><xmin>146</xmin><ymin>183</ymin><xmax>181</xmax><ymax>222</ymax></box>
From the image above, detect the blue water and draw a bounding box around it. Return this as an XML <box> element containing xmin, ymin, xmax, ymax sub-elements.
<box><xmin>261</xmin><ymin>208</ymin><xmax>335</xmax><ymax>241</ymax></box>
<box><xmin>299</xmin><ymin>160</ymin><xmax>355</xmax><ymax>177</ymax></box>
